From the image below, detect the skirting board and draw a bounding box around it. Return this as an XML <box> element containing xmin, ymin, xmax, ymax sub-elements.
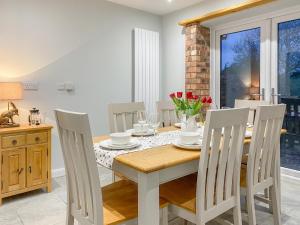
<box><xmin>281</xmin><ymin>167</ymin><xmax>300</xmax><ymax>180</ymax></box>
<box><xmin>52</xmin><ymin>168</ymin><xmax>65</xmax><ymax>178</ymax></box>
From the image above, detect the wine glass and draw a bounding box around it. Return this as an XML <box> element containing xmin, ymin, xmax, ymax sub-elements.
<box><xmin>147</xmin><ymin>113</ymin><xmax>160</xmax><ymax>134</ymax></box>
<box><xmin>137</xmin><ymin>111</ymin><xmax>146</xmax><ymax>123</ymax></box>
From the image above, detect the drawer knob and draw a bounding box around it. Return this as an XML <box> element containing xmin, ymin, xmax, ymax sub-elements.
<box><xmin>12</xmin><ymin>140</ymin><xmax>17</xmax><ymax>145</ymax></box>
<box><xmin>35</xmin><ymin>137</ymin><xmax>40</xmax><ymax>142</ymax></box>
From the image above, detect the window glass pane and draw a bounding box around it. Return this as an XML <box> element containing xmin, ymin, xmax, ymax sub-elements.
<box><xmin>220</xmin><ymin>28</ymin><xmax>260</xmax><ymax>108</ymax></box>
<box><xmin>278</xmin><ymin>18</ymin><xmax>300</xmax><ymax>171</ymax></box>
<box><xmin>278</xmin><ymin>19</ymin><xmax>300</xmax><ymax>97</ymax></box>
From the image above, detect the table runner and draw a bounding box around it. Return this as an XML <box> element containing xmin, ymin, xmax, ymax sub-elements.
<box><xmin>94</xmin><ymin>130</ymin><xmax>181</xmax><ymax>169</ymax></box>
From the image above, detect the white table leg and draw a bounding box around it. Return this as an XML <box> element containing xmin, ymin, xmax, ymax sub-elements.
<box><xmin>138</xmin><ymin>172</ymin><xmax>160</xmax><ymax>225</ymax></box>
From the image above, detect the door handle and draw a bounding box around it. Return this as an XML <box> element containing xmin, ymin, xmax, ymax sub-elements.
<box><xmin>271</xmin><ymin>88</ymin><xmax>281</xmax><ymax>104</ymax></box>
<box><xmin>17</xmin><ymin>168</ymin><xmax>23</xmax><ymax>175</ymax></box>
<box><xmin>28</xmin><ymin>166</ymin><xmax>32</xmax><ymax>173</ymax></box>
<box><xmin>250</xmin><ymin>88</ymin><xmax>265</xmax><ymax>100</ymax></box>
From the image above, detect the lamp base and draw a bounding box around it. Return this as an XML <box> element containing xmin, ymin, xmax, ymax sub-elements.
<box><xmin>0</xmin><ymin>123</ymin><xmax>20</xmax><ymax>128</ymax></box>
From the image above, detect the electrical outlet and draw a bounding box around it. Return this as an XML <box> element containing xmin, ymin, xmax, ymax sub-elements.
<box><xmin>23</xmin><ymin>82</ymin><xmax>39</xmax><ymax>90</ymax></box>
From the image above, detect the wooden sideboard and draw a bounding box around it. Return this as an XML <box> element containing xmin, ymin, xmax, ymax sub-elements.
<box><xmin>0</xmin><ymin>124</ymin><xmax>52</xmax><ymax>205</ymax></box>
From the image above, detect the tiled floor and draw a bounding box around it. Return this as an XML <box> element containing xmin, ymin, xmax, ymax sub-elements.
<box><xmin>1</xmin><ymin>167</ymin><xmax>300</xmax><ymax>225</ymax></box>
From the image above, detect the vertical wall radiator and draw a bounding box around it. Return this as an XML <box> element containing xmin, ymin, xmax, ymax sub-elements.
<box><xmin>134</xmin><ymin>28</ymin><xmax>160</xmax><ymax>115</ymax></box>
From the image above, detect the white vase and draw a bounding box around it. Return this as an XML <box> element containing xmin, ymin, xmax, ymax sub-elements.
<box><xmin>181</xmin><ymin>114</ymin><xmax>198</xmax><ymax>132</ymax></box>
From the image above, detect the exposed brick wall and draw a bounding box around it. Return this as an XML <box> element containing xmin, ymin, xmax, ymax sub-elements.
<box><xmin>185</xmin><ymin>24</ymin><xmax>210</xmax><ymax>99</ymax></box>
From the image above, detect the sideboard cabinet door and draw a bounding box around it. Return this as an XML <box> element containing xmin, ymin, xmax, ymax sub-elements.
<box><xmin>1</xmin><ymin>148</ymin><xmax>26</xmax><ymax>193</ymax></box>
<box><xmin>27</xmin><ymin>144</ymin><xmax>48</xmax><ymax>187</ymax></box>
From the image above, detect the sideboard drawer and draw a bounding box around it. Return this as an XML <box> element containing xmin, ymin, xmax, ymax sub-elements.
<box><xmin>1</xmin><ymin>135</ymin><xmax>26</xmax><ymax>149</ymax></box>
<box><xmin>27</xmin><ymin>132</ymin><xmax>48</xmax><ymax>145</ymax></box>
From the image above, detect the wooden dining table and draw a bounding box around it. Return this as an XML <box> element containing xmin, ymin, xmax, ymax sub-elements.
<box><xmin>93</xmin><ymin>126</ymin><xmax>285</xmax><ymax>225</ymax></box>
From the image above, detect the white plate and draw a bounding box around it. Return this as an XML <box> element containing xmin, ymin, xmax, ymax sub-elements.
<box><xmin>174</xmin><ymin>123</ymin><xmax>182</xmax><ymax>128</ymax></box>
<box><xmin>99</xmin><ymin>138</ymin><xmax>140</xmax><ymax>150</ymax></box>
<box><xmin>173</xmin><ymin>139</ymin><xmax>202</xmax><ymax>150</ymax></box>
<box><xmin>247</xmin><ymin>123</ymin><xmax>254</xmax><ymax>128</ymax></box>
<box><xmin>245</xmin><ymin>130</ymin><xmax>252</xmax><ymax>138</ymax></box>
<box><xmin>126</xmin><ymin>129</ymin><xmax>156</xmax><ymax>137</ymax></box>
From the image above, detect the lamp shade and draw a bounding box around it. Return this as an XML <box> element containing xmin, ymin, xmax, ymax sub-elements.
<box><xmin>0</xmin><ymin>82</ymin><xmax>23</xmax><ymax>100</ymax></box>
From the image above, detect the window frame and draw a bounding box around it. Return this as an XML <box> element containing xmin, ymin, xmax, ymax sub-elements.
<box><xmin>211</xmin><ymin>5</ymin><xmax>300</xmax><ymax>108</ymax></box>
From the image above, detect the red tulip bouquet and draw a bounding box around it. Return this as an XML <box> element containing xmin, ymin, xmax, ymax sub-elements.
<box><xmin>169</xmin><ymin>91</ymin><xmax>212</xmax><ymax>117</ymax></box>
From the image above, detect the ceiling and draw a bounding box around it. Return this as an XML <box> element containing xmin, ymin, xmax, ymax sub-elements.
<box><xmin>106</xmin><ymin>0</ymin><xmax>205</xmax><ymax>15</ymax></box>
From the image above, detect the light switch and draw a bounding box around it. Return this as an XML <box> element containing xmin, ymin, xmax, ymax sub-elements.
<box><xmin>23</xmin><ymin>82</ymin><xmax>39</xmax><ymax>90</ymax></box>
<box><xmin>57</xmin><ymin>83</ymin><xmax>65</xmax><ymax>91</ymax></box>
<box><xmin>57</xmin><ymin>82</ymin><xmax>75</xmax><ymax>92</ymax></box>
<box><xmin>64</xmin><ymin>82</ymin><xmax>74</xmax><ymax>91</ymax></box>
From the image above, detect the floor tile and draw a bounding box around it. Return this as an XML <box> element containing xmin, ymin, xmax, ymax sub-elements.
<box><xmin>0</xmin><ymin>172</ymin><xmax>299</xmax><ymax>225</ymax></box>
<box><xmin>16</xmin><ymin>194</ymin><xmax>66</xmax><ymax>225</ymax></box>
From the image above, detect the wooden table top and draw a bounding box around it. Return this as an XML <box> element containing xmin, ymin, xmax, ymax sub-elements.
<box><xmin>93</xmin><ymin>126</ymin><xmax>286</xmax><ymax>174</ymax></box>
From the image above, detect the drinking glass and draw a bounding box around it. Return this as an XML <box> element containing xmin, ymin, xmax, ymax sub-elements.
<box><xmin>147</xmin><ymin>113</ymin><xmax>160</xmax><ymax>134</ymax></box>
<box><xmin>137</xmin><ymin>111</ymin><xmax>146</xmax><ymax>123</ymax></box>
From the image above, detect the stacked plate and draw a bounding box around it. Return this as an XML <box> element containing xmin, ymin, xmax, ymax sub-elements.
<box><xmin>173</xmin><ymin>131</ymin><xmax>202</xmax><ymax>151</ymax></box>
<box><xmin>99</xmin><ymin>138</ymin><xmax>140</xmax><ymax>150</ymax></box>
<box><xmin>173</xmin><ymin>139</ymin><xmax>202</xmax><ymax>150</ymax></box>
<box><xmin>126</xmin><ymin>129</ymin><xmax>156</xmax><ymax>137</ymax></box>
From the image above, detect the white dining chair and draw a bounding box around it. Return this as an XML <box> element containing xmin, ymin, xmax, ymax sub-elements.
<box><xmin>108</xmin><ymin>102</ymin><xmax>145</xmax><ymax>133</ymax></box>
<box><xmin>160</xmin><ymin>108</ymin><xmax>249</xmax><ymax>225</ymax></box>
<box><xmin>234</xmin><ymin>99</ymin><xmax>270</xmax><ymax>125</ymax></box>
<box><xmin>55</xmin><ymin>109</ymin><xmax>168</xmax><ymax>225</ymax></box>
<box><xmin>156</xmin><ymin>101</ymin><xmax>178</xmax><ymax>127</ymax></box>
<box><xmin>240</xmin><ymin>104</ymin><xmax>286</xmax><ymax>225</ymax></box>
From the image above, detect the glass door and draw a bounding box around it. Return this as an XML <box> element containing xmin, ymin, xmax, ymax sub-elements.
<box><xmin>215</xmin><ymin>21</ymin><xmax>269</xmax><ymax>108</ymax></box>
<box><xmin>272</xmin><ymin>12</ymin><xmax>300</xmax><ymax>170</ymax></box>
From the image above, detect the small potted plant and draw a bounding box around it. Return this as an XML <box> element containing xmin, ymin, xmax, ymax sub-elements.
<box><xmin>169</xmin><ymin>91</ymin><xmax>212</xmax><ymax>131</ymax></box>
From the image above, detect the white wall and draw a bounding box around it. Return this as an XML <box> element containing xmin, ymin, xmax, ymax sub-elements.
<box><xmin>161</xmin><ymin>0</ymin><xmax>300</xmax><ymax>100</ymax></box>
<box><xmin>0</xmin><ymin>0</ymin><xmax>162</xmax><ymax>175</ymax></box>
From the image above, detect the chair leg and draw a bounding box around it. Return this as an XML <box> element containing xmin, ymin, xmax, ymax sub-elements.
<box><xmin>246</xmin><ymin>191</ymin><xmax>256</xmax><ymax>225</ymax></box>
<box><xmin>271</xmin><ymin>185</ymin><xmax>281</xmax><ymax>225</ymax></box>
<box><xmin>66</xmin><ymin>203</ymin><xmax>74</xmax><ymax>225</ymax></box>
<box><xmin>268</xmin><ymin>187</ymin><xmax>273</xmax><ymax>212</ymax></box>
<box><xmin>66</xmin><ymin>188</ymin><xmax>74</xmax><ymax>225</ymax></box>
<box><xmin>161</xmin><ymin>207</ymin><xmax>168</xmax><ymax>225</ymax></box>
<box><xmin>233</xmin><ymin>200</ymin><xmax>242</xmax><ymax>225</ymax></box>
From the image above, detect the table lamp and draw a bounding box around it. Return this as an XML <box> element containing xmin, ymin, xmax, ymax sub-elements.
<box><xmin>0</xmin><ymin>82</ymin><xmax>23</xmax><ymax>128</ymax></box>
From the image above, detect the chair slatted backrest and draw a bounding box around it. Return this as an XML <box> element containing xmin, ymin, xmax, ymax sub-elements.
<box><xmin>156</xmin><ymin>101</ymin><xmax>178</xmax><ymax>127</ymax></box>
<box><xmin>234</xmin><ymin>99</ymin><xmax>270</xmax><ymax>125</ymax></box>
<box><xmin>55</xmin><ymin>110</ymin><xmax>103</xmax><ymax>225</ymax></box>
<box><xmin>247</xmin><ymin>105</ymin><xmax>286</xmax><ymax>187</ymax></box>
<box><xmin>108</xmin><ymin>102</ymin><xmax>145</xmax><ymax>133</ymax></box>
<box><xmin>196</xmin><ymin>108</ymin><xmax>249</xmax><ymax>215</ymax></box>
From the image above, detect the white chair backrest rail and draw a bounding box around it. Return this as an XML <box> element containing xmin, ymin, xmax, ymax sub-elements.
<box><xmin>156</xmin><ymin>101</ymin><xmax>178</xmax><ymax>127</ymax></box>
<box><xmin>55</xmin><ymin>109</ymin><xmax>103</xmax><ymax>225</ymax></box>
<box><xmin>234</xmin><ymin>99</ymin><xmax>270</xmax><ymax>125</ymax></box>
<box><xmin>108</xmin><ymin>102</ymin><xmax>145</xmax><ymax>133</ymax></box>
<box><xmin>197</xmin><ymin>108</ymin><xmax>249</xmax><ymax>221</ymax></box>
<box><xmin>247</xmin><ymin>104</ymin><xmax>286</xmax><ymax>189</ymax></box>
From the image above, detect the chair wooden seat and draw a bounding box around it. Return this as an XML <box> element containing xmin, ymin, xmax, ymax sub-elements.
<box><xmin>161</xmin><ymin>168</ymin><xmax>249</xmax><ymax>214</ymax></box>
<box><xmin>103</xmin><ymin>180</ymin><xmax>168</xmax><ymax>225</ymax></box>
<box><xmin>160</xmin><ymin>174</ymin><xmax>197</xmax><ymax>213</ymax></box>
<box><xmin>240</xmin><ymin>165</ymin><xmax>247</xmax><ymax>188</ymax></box>
<box><xmin>241</xmin><ymin>154</ymin><xmax>248</xmax><ymax>165</ymax></box>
